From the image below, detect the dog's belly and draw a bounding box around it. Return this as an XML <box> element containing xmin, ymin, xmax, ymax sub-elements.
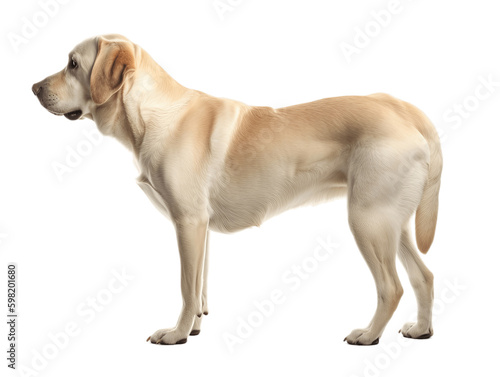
<box><xmin>208</xmin><ymin>185</ymin><xmax>346</xmax><ymax>233</ymax></box>
<box><xmin>207</xmin><ymin>159</ymin><xmax>347</xmax><ymax>233</ymax></box>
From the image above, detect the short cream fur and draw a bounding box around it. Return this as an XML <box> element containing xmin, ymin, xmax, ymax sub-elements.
<box><xmin>33</xmin><ymin>35</ymin><xmax>442</xmax><ymax>346</ymax></box>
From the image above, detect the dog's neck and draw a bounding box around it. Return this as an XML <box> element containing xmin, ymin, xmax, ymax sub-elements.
<box><xmin>92</xmin><ymin>47</ymin><xmax>194</xmax><ymax>158</ymax></box>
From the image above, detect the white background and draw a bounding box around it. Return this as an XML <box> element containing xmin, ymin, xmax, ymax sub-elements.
<box><xmin>1</xmin><ymin>0</ymin><xmax>500</xmax><ymax>376</ymax></box>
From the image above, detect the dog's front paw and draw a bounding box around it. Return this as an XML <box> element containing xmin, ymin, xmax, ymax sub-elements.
<box><xmin>190</xmin><ymin>314</ymin><xmax>206</xmax><ymax>336</ymax></box>
<box><xmin>147</xmin><ymin>328</ymin><xmax>189</xmax><ymax>345</ymax></box>
<box><xmin>399</xmin><ymin>322</ymin><xmax>433</xmax><ymax>339</ymax></box>
<box><xmin>344</xmin><ymin>328</ymin><xmax>380</xmax><ymax>346</ymax></box>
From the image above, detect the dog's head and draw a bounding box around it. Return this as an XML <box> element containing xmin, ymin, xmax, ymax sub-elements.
<box><xmin>32</xmin><ymin>34</ymin><xmax>136</xmax><ymax>120</ymax></box>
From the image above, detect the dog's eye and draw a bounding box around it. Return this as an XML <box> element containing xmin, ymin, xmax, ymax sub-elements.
<box><xmin>70</xmin><ymin>58</ymin><xmax>78</xmax><ymax>69</ymax></box>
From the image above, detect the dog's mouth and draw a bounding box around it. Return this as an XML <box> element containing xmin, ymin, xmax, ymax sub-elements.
<box><xmin>63</xmin><ymin>110</ymin><xmax>83</xmax><ymax>120</ymax></box>
<box><xmin>45</xmin><ymin>107</ymin><xmax>83</xmax><ymax>120</ymax></box>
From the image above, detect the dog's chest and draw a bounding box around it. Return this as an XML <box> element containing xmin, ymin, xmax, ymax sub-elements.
<box><xmin>136</xmin><ymin>175</ymin><xmax>172</xmax><ymax>219</ymax></box>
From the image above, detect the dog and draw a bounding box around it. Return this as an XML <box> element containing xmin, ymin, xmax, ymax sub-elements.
<box><xmin>32</xmin><ymin>34</ymin><xmax>442</xmax><ymax>346</ymax></box>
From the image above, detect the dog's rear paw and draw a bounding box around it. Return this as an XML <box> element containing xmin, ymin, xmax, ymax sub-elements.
<box><xmin>399</xmin><ymin>322</ymin><xmax>433</xmax><ymax>339</ymax></box>
<box><xmin>147</xmin><ymin>328</ymin><xmax>188</xmax><ymax>345</ymax></box>
<box><xmin>344</xmin><ymin>328</ymin><xmax>380</xmax><ymax>346</ymax></box>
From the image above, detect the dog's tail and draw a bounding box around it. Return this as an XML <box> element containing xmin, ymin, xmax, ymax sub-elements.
<box><xmin>414</xmin><ymin>114</ymin><xmax>443</xmax><ymax>254</ymax></box>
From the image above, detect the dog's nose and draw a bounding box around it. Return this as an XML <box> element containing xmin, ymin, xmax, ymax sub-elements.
<box><xmin>32</xmin><ymin>82</ymin><xmax>42</xmax><ymax>96</ymax></box>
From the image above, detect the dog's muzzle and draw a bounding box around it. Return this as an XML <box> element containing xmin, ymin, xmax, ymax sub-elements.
<box><xmin>32</xmin><ymin>83</ymin><xmax>82</xmax><ymax>121</ymax></box>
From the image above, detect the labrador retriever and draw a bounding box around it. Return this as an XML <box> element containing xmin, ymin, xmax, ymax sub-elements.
<box><xmin>32</xmin><ymin>34</ymin><xmax>442</xmax><ymax>346</ymax></box>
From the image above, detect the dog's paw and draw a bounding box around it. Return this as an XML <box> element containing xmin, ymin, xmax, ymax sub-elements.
<box><xmin>344</xmin><ymin>328</ymin><xmax>380</xmax><ymax>346</ymax></box>
<box><xmin>190</xmin><ymin>308</ymin><xmax>209</xmax><ymax>336</ymax></box>
<box><xmin>190</xmin><ymin>316</ymin><xmax>202</xmax><ymax>336</ymax></box>
<box><xmin>399</xmin><ymin>322</ymin><xmax>433</xmax><ymax>339</ymax></box>
<box><xmin>147</xmin><ymin>328</ymin><xmax>188</xmax><ymax>345</ymax></box>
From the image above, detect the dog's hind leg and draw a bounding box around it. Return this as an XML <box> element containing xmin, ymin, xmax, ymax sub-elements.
<box><xmin>344</xmin><ymin>204</ymin><xmax>403</xmax><ymax>345</ymax></box>
<box><xmin>397</xmin><ymin>226</ymin><xmax>434</xmax><ymax>338</ymax></box>
<box><xmin>343</xmin><ymin>141</ymin><xmax>429</xmax><ymax>345</ymax></box>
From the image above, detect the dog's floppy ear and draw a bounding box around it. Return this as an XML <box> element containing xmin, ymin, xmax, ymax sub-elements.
<box><xmin>90</xmin><ymin>37</ymin><xmax>136</xmax><ymax>105</ymax></box>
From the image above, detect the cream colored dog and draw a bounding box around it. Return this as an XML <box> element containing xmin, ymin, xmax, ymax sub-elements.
<box><xmin>32</xmin><ymin>34</ymin><xmax>442</xmax><ymax>346</ymax></box>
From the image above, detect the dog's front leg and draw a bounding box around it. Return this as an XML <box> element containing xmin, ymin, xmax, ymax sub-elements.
<box><xmin>190</xmin><ymin>231</ymin><xmax>210</xmax><ymax>336</ymax></box>
<box><xmin>148</xmin><ymin>218</ymin><xmax>208</xmax><ymax>345</ymax></box>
